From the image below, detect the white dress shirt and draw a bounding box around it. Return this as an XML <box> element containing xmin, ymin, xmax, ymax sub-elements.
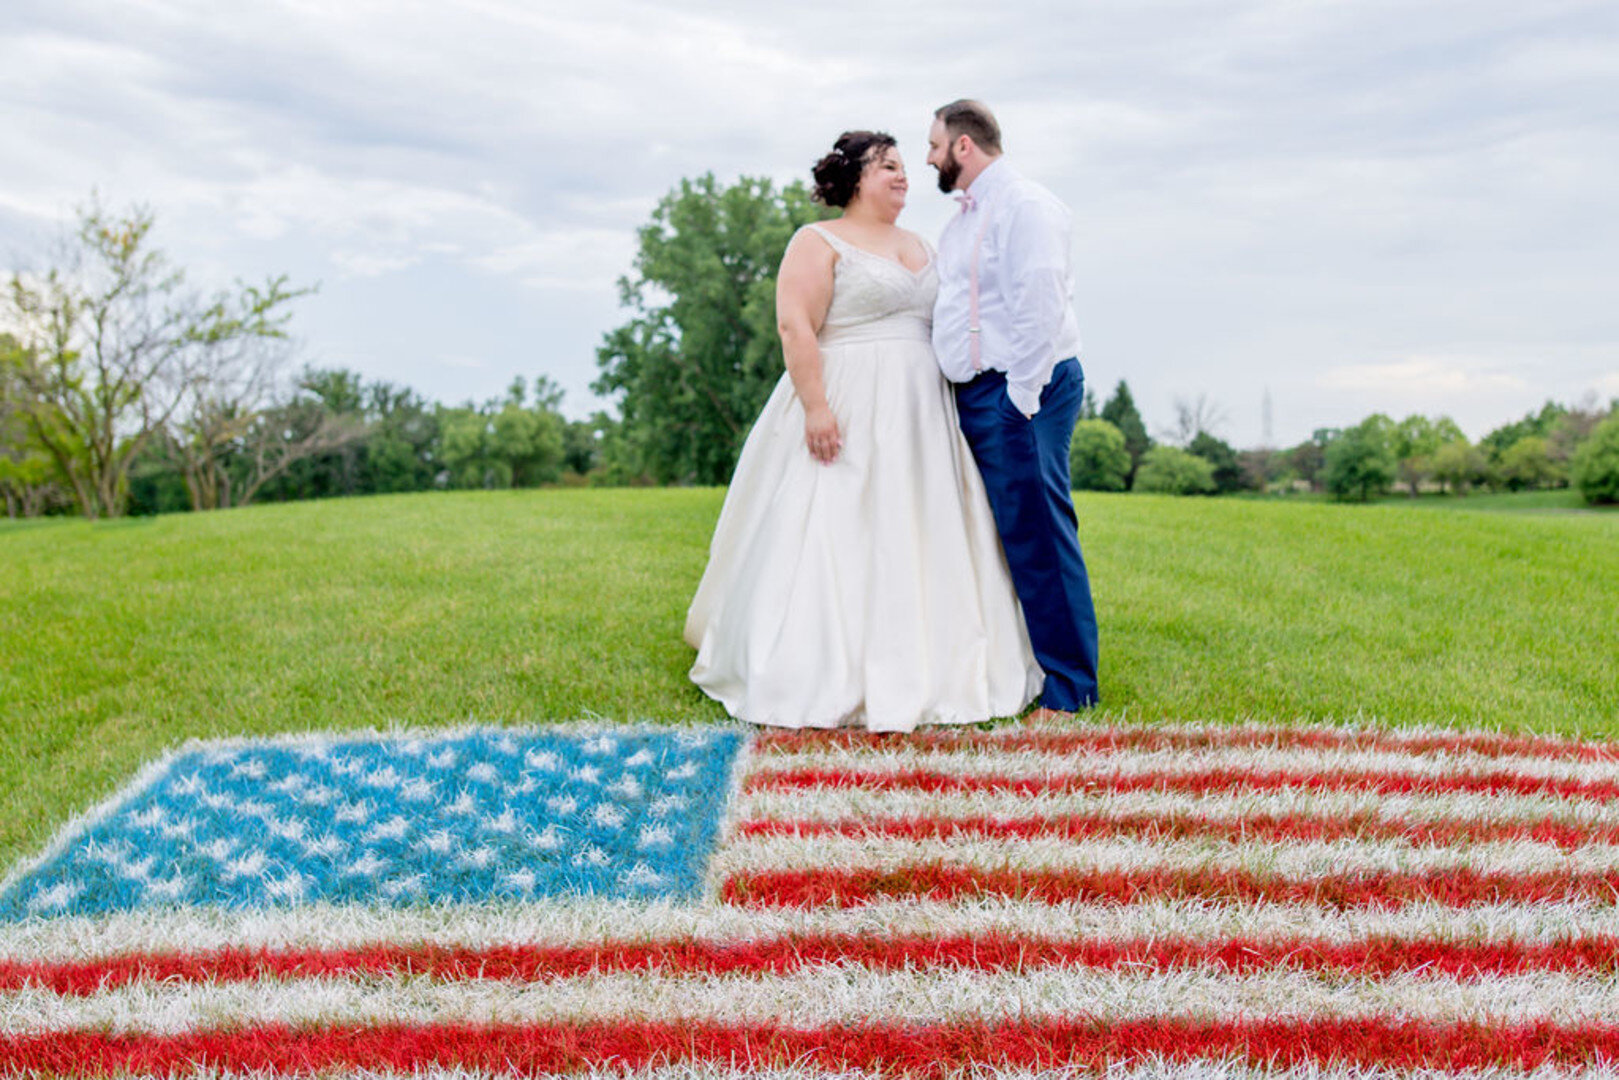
<box><xmin>932</xmin><ymin>158</ymin><xmax>1084</xmax><ymax>418</ymax></box>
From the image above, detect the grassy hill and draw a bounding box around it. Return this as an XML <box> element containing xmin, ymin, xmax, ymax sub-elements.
<box><xmin>3</xmin><ymin>488</ymin><xmax>1616</xmax><ymax>870</ymax></box>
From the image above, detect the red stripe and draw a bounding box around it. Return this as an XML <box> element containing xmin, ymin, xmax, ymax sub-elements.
<box><xmin>722</xmin><ymin>864</ymin><xmax>1619</xmax><ymax>909</ymax></box>
<box><xmin>744</xmin><ymin>765</ymin><xmax>1619</xmax><ymax>802</ymax></box>
<box><xmin>8</xmin><ymin>1017</ymin><xmax>1619</xmax><ymax>1075</ymax></box>
<box><xmin>736</xmin><ymin>810</ymin><xmax>1615</xmax><ymax>850</ymax></box>
<box><xmin>755</xmin><ymin>725</ymin><xmax>1619</xmax><ymax>763</ymax></box>
<box><xmin>9</xmin><ymin>931</ymin><xmax>1619</xmax><ymax>996</ymax></box>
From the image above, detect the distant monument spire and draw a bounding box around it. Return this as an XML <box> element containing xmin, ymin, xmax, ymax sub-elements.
<box><xmin>1262</xmin><ymin>387</ymin><xmax>1274</xmax><ymax>448</ymax></box>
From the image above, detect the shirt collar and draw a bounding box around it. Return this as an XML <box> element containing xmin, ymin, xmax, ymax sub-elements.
<box><xmin>965</xmin><ymin>157</ymin><xmax>1016</xmax><ymax>202</ymax></box>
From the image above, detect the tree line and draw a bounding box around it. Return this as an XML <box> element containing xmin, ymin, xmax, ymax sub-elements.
<box><xmin>1069</xmin><ymin>387</ymin><xmax>1619</xmax><ymax>504</ymax></box>
<box><xmin>6</xmin><ymin>187</ymin><xmax>1616</xmax><ymax>519</ymax></box>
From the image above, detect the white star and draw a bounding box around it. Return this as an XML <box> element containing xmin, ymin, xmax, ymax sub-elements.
<box><xmin>637</xmin><ymin>824</ymin><xmax>674</xmax><ymax>849</ymax></box>
<box><xmin>458</xmin><ymin>847</ymin><xmax>495</xmax><ymax>869</ymax></box>
<box><xmin>605</xmin><ymin>775</ymin><xmax>643</xmax><ymax>800</ymax></box>
<box><xmin>623</xmin><ymin>749</ymin><xmax>654</xmax><ymax>768</ymax></box>
<box><xmin>144</xmin><ymin>875</ymin><xmax>191</xmax><ymax>901</ymax></box>
<box><xmin>530</xmin><ymin>827</ymin><xmax>564</xmax><ymax>851</ymax></box>
<box><xmin>127</xmin><ymin>806</ymin><xmax>168</xmax><ymax>830</ymax></box>
<box><xmin>572</xmin><ymin>845</ymin><xmax>611</xmax><ymax>868</ymax></box>
<box><xmin>269</xmin><ymin>774</ymin><xmax>308</xmax><ymax>795</ymax></box>
<box><xmin>525</xmin><ymin>750</ymin><xmax>561</xmax><ymax>771</ymax></box>
<box><xmin>483</xmin><ymin>809</ymin><xmax>519</xmax><ymax>834</ymax></box>
<box><xmin>267</xmin><ymin>817</ymin><xmax>308</xmax><ymax>842</ymax></box>
<box><xmin>581</xmin><ymin>735</ymin><xmax>617</xmax><ymax>756</ymax></box>
<box><xmin>364</xmin><ymin>816</ymin><xmax>411</xmax><ymax>842</ymax></box>
<box><xmin>400</xmin><ymin>778</ymin><xmax>437</xmax><ymax>802</ymax></box>
<box><xmin>224</xmin><ymin>852</ymin><xmax>268</xmax><ymax>880</ymax></box>
<box><xmin>335</xmin><ymin>801</ymin><xmax>372</xmax><ymax>824</ymax></box>
<box><xmin>466</xmin><ymin>762</ymin><xmax>500</xmax><ymax>784</ymax></box>
<box><xmin>28</xmin><ymin>881</ymin><xmax>83</xmax><ymax>912</ymax></box>
<box><xmin>504</xmin><ymin>776</ymin><xmax>539</xmax><ymax>796</ymax></box>
<box><xmin>171</xmin><ymin>772</ymin><xmax>207</xmax><ymax>796</ymax></box>
<box><xmin>362</xmin><ymin>765</ymin><xmax>404</xmax><ymax>789</ymax></box>
<box><xmin>302</xmin><ymin>834</ymin><xmax>346</xmax><ymax>859</ymax></box>
<box><xmin>348</xmin><ymin>851</ymin><xmax>389</xmax><ymax>877</ymax></box>
<box><xmin>381</xmin><ymin>872</ymin><xmax>426</xmax><ymax>898</ymax></box>
<box><xmin>622</xmin><ymin>864</ymin><xmax>665</xmax><ymax>889</ymax></box>
<box><xmin>571</xmin><ymin>765</ymin><xmax>603</xmax><ymax>785</ymax></box>
<box><xmin>649</xmin><ymin>795</ymin><xmax>688</xmax><ymax>817</ymax></box>
<box><xmin>197</xmin><ymin>838</ymin><xmax>237</xmax><ymax>861</ymax></box>
<box><xmin>592</xmin><ymin>804</ymin><xmax>628</xmax><ymax>829</ymax></box>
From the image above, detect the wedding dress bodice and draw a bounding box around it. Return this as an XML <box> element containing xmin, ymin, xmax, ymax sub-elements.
<box><xmin>807</xmin><ymin>225</ymin><xmax>938</xmax><ymax>345</ymax></box>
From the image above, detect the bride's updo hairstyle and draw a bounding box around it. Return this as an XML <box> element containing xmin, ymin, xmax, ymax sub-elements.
<box><xmin>811</xmin><ymin>130</ymin><xmax>898</xmax><ymax>208</ymax></box>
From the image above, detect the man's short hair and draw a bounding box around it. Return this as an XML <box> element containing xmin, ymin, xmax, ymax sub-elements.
<box><xmin>934</xmin><ymin>99</ymin><xmax>1002</xmax><ymax>155</ymax></box>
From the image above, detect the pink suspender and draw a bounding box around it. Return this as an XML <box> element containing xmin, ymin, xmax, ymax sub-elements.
<box><xmin>967</xmin><ymin>211</ymin><xmax>994</xmax><ymax>372</ymax></box>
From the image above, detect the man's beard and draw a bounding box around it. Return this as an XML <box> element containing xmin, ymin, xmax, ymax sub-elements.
<box><xmin>935</xmin><ymin>149</ymin><xmax>962</xmax><ymax>193</ymax></box>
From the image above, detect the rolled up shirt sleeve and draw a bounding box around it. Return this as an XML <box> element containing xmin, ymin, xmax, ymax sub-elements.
<box><xmin>1001</xmin><ymin>197</ymin><xmax>1075</xmax><ymax>418</ymax></box>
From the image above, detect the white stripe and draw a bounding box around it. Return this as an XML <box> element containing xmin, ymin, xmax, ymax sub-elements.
<box><xmin>709</xmin><ymin>833</ymin><xmax>1619</xmax><ymax>881</ymax></box>
<box><xmin>8</xmin><ymin>898</ymin><xmax>1619</xmax><ymax>964</ymax></box>
<box><xmin>755</xmin><ymin>743</ymin><xmax>1619</xmax><ymax>788</ymax></box>
<box><xmin>9</xmin><ymin>966</ymin><xmax>1619</xmax><ymax>1034</ymax></box>
<box><xmin>738</xmin><ymin>784</ymin><xmax>1619</xmax><ymax>831</ymax></box>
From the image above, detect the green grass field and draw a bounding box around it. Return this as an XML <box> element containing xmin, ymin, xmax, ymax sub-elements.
<box><xmin>3</xmin><ymin>489</ymin><xmax>1617</xmax><ymax>872</ymax></box>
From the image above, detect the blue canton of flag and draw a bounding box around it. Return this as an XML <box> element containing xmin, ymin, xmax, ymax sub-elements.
<box><xmin>0</xmin><ymin>726</ymin><xmax>742</xmax><ymax>920</ymax></box>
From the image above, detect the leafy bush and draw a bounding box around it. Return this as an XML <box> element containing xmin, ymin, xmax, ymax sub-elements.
<box><xmin>1572</xmin><ymin>413</ymin><xmax>1619</xmax><ymax>504</ymax></box>
<box><xmin>1133</xmin><ymin>445</ymin><xmax>1217</xmax><ymax>495</ymax></box>
<box><xmin>1430</xmin><ymin>439</ymin><xmax>1487</xmax><ymax>494</ymax></box>
<box><xmin>1069</xmin><ymin>419</ymin><xmax>1130</xmax><ymax>491</ymax></box>
<box><xmin>1324</xmin><ymin>417</ymin><xmax>1396</xmax><ymax>502</ymax></box>
<box><xmin>1496</xmin><ymin>435</ymin><xmax>1562</xmax><ymax>491</ymax></box>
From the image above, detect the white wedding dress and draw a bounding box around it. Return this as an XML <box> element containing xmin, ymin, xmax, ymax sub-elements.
<box><xmin>683</xmin><ymin>223</ymin><xmax>1042</xmax><ymax>732</ymax></box>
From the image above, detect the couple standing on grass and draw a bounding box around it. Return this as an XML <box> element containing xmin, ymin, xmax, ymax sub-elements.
<box><xmin>682</xmin><ymin>100</ymin><xmax>1101</xmax><ymax>734</ymax></box>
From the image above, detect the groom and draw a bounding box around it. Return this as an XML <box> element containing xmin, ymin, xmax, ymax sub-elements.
<box><xmin>927</xmin><ymin>99</ymin><xmax>1100</xmax><ymax>717</ymax></box>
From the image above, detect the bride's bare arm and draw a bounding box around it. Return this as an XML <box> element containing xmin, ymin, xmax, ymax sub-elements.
<box><xmin>776</xmin><ymin>230</ymin><xmax>840</xmax><ymax>464</ymax></box>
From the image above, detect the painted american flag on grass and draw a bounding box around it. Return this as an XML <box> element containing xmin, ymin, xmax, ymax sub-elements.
<box><xmin>5</xmin><ymin>720</ymin><xmax>1619</xmax><ymax>1076</ymax></box>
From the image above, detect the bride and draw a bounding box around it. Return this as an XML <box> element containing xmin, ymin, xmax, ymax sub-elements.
<box><xmin>683</xmin><ymin>130</ymin><xmax>1042</xmax><ymax>732</ymax></box>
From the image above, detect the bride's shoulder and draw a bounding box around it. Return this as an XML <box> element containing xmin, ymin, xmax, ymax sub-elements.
<box><xmin>790</xmin><ymin>222</ymin><xmax>843</xmax><ymax>259</ymax></box>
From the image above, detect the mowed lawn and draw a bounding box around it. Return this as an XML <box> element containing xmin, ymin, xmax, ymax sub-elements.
<box><xmin>3</xmin><ymin>488</ymin><xmax>1617</xmax><ymax>871</ymax></box>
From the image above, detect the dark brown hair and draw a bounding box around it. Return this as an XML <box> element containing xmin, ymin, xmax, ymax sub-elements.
<box><xmin>934</xmin><ymin>99</ymin><xmax>1002</xmax><ymax>155</ymax></box>
<box><xmin>811</xmin><ymin>130</ymin><xmax>898</xmax><ymax>208</ymax></box>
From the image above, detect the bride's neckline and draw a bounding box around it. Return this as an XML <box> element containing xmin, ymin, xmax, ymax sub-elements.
<box><xmin>809</xmin><ymin>224</ymin><xmax>932</xmax><ymax>276</ymax></box>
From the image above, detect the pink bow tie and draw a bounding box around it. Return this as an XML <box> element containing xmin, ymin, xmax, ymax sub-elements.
<box><xmin>955</xmin><ymin>192</ymin><xmax>976</xmax><ymax>213</ymax></box>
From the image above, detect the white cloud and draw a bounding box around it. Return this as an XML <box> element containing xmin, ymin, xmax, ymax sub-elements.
<box><xmin>1320</xmin><ymin>358</ymin><xmax>1529</xmax><ymax>396</ymax></box>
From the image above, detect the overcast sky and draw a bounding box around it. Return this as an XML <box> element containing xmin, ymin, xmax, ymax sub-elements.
<box><xmin>3</xmin><ymin>0</ymin><xmax>1616</xmax><ymax>448</ymax></box>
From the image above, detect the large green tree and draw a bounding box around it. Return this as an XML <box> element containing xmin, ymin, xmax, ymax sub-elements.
<box><xmin>1324</xmin><ymin>414</ymin><xmax>1397</xmax><ymax>502</ymax></box>
<box><xmin>594</xmin><ymin>174</ymin><xmax>834</xmax><ymax>484</ymax></box>
<box><xmin>1099</xmin><ymin>380</ymin><xmax>1151</xmax><ymax>487</ymax></box>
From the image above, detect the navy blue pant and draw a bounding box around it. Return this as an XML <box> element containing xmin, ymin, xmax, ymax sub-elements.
<box><xmin>954</xmin><ymin>358</ymin><xmax>1100</xmax><ymax>710</ymax></box>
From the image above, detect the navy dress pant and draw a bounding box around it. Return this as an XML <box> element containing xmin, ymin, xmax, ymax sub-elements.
<box><xmin>954</xmin><ymin>358</ymin><xmax>1100</xmax><ymax>710</ymax></box>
